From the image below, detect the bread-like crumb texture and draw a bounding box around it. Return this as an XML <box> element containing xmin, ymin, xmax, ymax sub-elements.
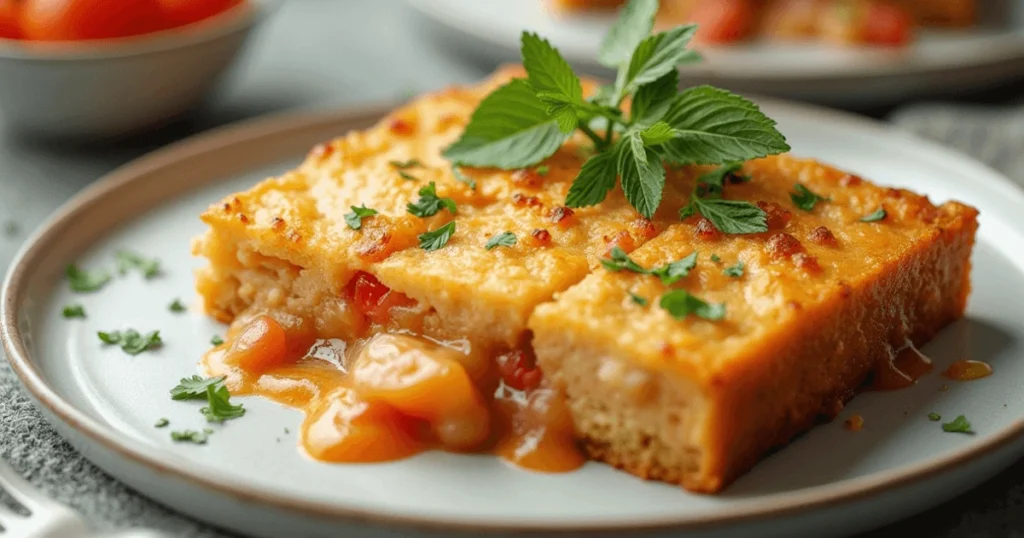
<box><xmin>529</xmin><ymin>156</ymin><xmax>978</xmax><ymax>492</ymax></box>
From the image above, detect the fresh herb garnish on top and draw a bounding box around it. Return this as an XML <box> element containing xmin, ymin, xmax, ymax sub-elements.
<box><xmin>451</xmin><ymin>165</ymin><xmax>477</xmax><ymax>190</ymax></box>
<box><xmin>116</xmin><ymin>251</ymin><xmax>161</xmax><ymax>279</ymax></box>
<box><xmin>629</xmin><ymin>292</ymin><xmax>648</xmax><ymax>306</ymax></box>
<box><xmin>600</xmin><ymin>246</ymin><xmax>697</xmax><ymax>285</ymax></box>
<box><xmin>389</xmin><ymin>159</ymin><xmax>424</xmax><ymax>169</ymax></box>
<box><xmin>419</xmin><ymin>221</ymin><xmax>456</xmax><ymax>251</ymax></box>
<box><xmin>790</xmin><ymin>184</ymin><xmax>830</xmax><ymax>211</ymax></box>
<box><xmin>443</xmin><ymin>0</ymin><xmax>788</xmax><ymax>220</ymax></box>
<box><xmin>659</xmin><ymin>289</ymin><xmax>725</xmax><ymax>321</ymax></box>
<box><xmin>861</xmin><ymin>208</ymin><xmax>887</xmax><ymax>222</ymax></box>
<box><xmin>170</xmin><ymin>375</ymin><xmax>227</xmax><ymax>400</ymax></box>
<box><xmin>344</xmin><ymin>205</ymin><xmax>378</xmax><ymax>230</ymax></box>
<box><xmin>407</xmin><ymin>181</ymin><xmax>457</xmax><ymax>218</ymax></box>
<box><xmin>723</xmin><ymin>261</ymin><xmax>745</xmax><ymax>277</ymax></box>
<box><xmin>679</xmin><ymin>164</ymin><xmax>768</xmax><ymax>234</ymax></box>
<box><xmin>97</xmin><ymin>329</ymin><xmax>162</xmax><ymax>355</ymax></box>
<box><xmin>66</xmin><ymin>264</ymin><xmax>111</xmax><ymax>293</ymax></box>
<box><xmin>485</xmin><ymin>231</ymin><xmax>517</xmax><ymax>250</ymax></box>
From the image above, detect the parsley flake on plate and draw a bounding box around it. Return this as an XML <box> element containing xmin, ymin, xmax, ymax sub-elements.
<box><xmin>942</xmin><ymin>415</ymin><xmax>972</xmax><ymax>434</ymax></box>
<box><xmin>790</xmin><ymin>184</ymin><xmax>830</xmax><ymax>211</ymax></box>
<box><xmin>201</xmin><ymin>385</ymin><xmax>246</xmax><ymax>423</ymax></box>
<box><xmin>928</xmin><ymin>412</ymin><xmax>941</xmax><ymax>421</ymax></box>
<box><xmin>66</xmin><ymin>264</ymin><xmax>111</xmax><ymax>293</ymax></box>
<box><xmin>168</xmin><ymin>299</ymin><xmax>187</xmax><ymax>313</ymax></box>
<box><xmin>210</xmin><ymin>335</ymin><xmax>224</xmax><ymax>346</ymax></box>
<box><xmin>419</xmin><ymin>221</ymin><xmax>456</xmax><ymax>251</ymax></box>
<box><xmin>485</xmin><ymin>231</ymin><xmax>517</xmax><ymax>250</ymax></box>
<box><xmin>344</xmin><ymin>205</ymin><xmax>378</xmax><ymax>230</ymax></box>
<box><xmin>154</xmin><ymin>418</ymin><xmax>169</xmax><ymax>428</ymax></box>
<box><xmin>62</xmin><ymin>304</ymin><xmax>86</xmax><ymax>319</ymax></box>
<box><xmin>116</xmin><ymin>251</ymin><xmax>161</xmax><ymax>279</ymax></box>
<box><xmin>170</xmin><ymin>375</ymin><xmax>226</xmax><ymax>401</ymax></box>
<box><xmin>659</xmin><ymin>289</ymin><xmax>725</xmax><ymax>321</ymax></box>
<box><xmin>170</xmin><ymin>430</ymin><xmax>207</xmax><ymax>444</ymax></box>
<box><xmin>861</xmin><ymin>208</ymin><xmax>887</xmax><ymax>222</ymax></box>
<box><xmin>97</xmin><ymin>329</ymin><xmax>162</xmax><ymax>355</ymax></box>
<box><xmin>407</xmin><ymin>181</ymin><xmax>457</xmax><ymax>218</ymax></box>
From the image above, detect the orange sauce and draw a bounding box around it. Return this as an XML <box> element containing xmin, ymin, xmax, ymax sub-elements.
<box><xmin>867</xmin><ymin>344</ymin><xmax>933</xmax><ymax>391</ymax></box>
<box><xmin>844</xmin><ymin>414</ymin><xmax>864</xmax><ymax>431</ymax></box>
<box><xmin>942</xmin><ymin>360</ymin><xmax>993</xmax><ymax>381</ymax></box>
<box><xmin>204</xmin><ymin>314</ymin><xmax>584</xmax><ymax>473</ymax></box>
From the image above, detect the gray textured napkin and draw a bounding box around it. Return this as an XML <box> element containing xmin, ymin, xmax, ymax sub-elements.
<box><xmin>1</xmin><ymin>102</ymin><xmax>1023</xmax><ymax>538</ymax></box>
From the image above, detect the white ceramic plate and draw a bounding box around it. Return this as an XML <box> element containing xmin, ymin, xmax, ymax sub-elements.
<box><xmin>4</xmin><ymin>101</ymin><xmax>1024</xmax><ymax>538</ymax></box>
<box><xmin>406</xmin><ymin>0</ymin><xmax>1024</xmax><ymax>106</ymax></box>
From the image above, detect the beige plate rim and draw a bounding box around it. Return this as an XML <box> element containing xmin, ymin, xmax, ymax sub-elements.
<box><xmin>3</xmin><ymin>100</ymin><xmax>1024</xmax><ymax>533</ymax></box>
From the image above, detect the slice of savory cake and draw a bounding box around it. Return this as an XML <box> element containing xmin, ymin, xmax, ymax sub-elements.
<box><xmin>193</xmin><ymin>66</ymin><xmax>977</xmax><ymax>492</ymax></box>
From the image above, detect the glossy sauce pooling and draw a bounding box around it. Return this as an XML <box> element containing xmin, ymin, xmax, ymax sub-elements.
<box><xmin>867</xmin><ymin>344</ymin><xmax>933</xmax><ymax>391</ymax></box>
<box><xmin>942</xmin><ymin>360</ymin><xmax>993</xmax><ymax>381</ymax></box>
<box><xmin>203</xmin><ymin>313</ymin><xmax>585</xmax><ymax>473</ymax></box>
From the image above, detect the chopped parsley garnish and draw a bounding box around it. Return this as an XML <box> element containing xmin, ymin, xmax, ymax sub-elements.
<box><xmin>629</xmin><ymin>292</ymin><xmax>648</xmax><ymax>306</ymax></box>
<box><xmin>3</xmin><ymin>221</ymin><xmax>18</xmax><ymax>237</ymax></box>
<box><xmin>942</xmin><ymin>415</ymin><xmax>972</xmax><ymax>434</ymax></box>
<box><xmin>535</xmin><ymin>165</ymin><xmax>550</xmax><ymax>176</ymax></box>
<box><xmin>485</xmin><ymin>231</ymin><xmax>517</xmax><ymax>250</ymax></box>
<box><xmin>659</xmin><ymin>289</ymin><xmax>725</xmax><ymax>321</ymax></box>
<box><xmin>170</xmin><ymin>375</ymin><xmax>226</xmax><ymax>400</ymax></box>
<box><xmin>861</xmin><ymin>208</ymin><xmax>887</xmax><ymax>222</ymax></box>
<box><xmin>419</xmin><ymin>221</ymin><xmax>456</xmax><ymax>251</ymax></box>
<box><xmin>389</xmin><ymin>159</ymin><xmax>424</xmax><ymax>169</ymax></box>
<box><xmin>97</xmin><ymin>329</ymin><xmax>162</xmax><ymax>355</ymax></box>
<box><xmin>928</xmin><ymin>412</ymin><xmax>941</xmax><ymax>421</ymax></box>
<box><xmin>451</xmin><ymin>165</ymin><xmax>477</xmax><ymax>190</ymax></box>
<box><xmin>210</xmin><ymin>335</ymin><xmax>224</xmax><ymax>346</ymax></box>
<box><xmin>154</xmin><ymin>418</ymin><xmax>169</xmax><ymax>428</ymax></box>
<box><xmin>168</xmin><ymin>299</ymin><xmax>187</xmax><ymax>313</ymax></box>
<box><xmin>116</xmin><ymin>251</ymin><xmax>161</xmax><ymax>279</ymax></box>
<box><xmin>398</xmin><ymin>171</ymin><xmax>418</xmax><ymax>181</ymax></box>
<box><xmin>170</xmin><ymin>430</ymin><xmax>207</xmax><ymax>444</ymax></box>
<box><xmin>790</xmin><ymin>184</ymin><xmax>830</xmax><ymax>211</ymax></box>
<box><xmin>600</xmin><ymin>246</ymin><xmax>696</xmax><ymax>285</ymax></box>
<box><xmin>679</xmin><ymin>169</ymin><xmax>768</xmax><ymax>234</ymax></box>
<box><xmin>442</xmin><ymin>0</ymin><xmax>788</xmax><ymax>219</ymax></box>
<box><xmin>344</xmin><ymin>205</ymin><xmax>378</xmax><ymax>230</ymax></box>
<box><xmin>62</xmin><ymin>304</ymin><xmax>86</xmax><ymax>318</ymax></box>
<box><xmin>407</xmin><ymin>181</ymin><xmax>457</xmax><ymax>218</ymax></box>
<box><xmin>723</xmin><ymin>261</ymin><xmax>745</xmax><ymax>277</ymax></box>
<box><xmin>710</xmin><ymin>254</ymin><xmax>721</xmax><ymax>263</ymax></box>
<box><xmin>201</xmin><ymin>385</ymin><xmax>246</xmax><ymax>423</ymax></box>
<box><xmin>66</xmin><ymin>264</ymin><xmax>111</xmax><ymax>293</ymax></box>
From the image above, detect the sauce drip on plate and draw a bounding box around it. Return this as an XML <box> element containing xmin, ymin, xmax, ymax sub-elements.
<box><xmin>942</xmin><ymin>360</ymin><xmax>993</xmax><ymax>381</ymax></box>
<box><xmin>867</xmin><ymin>344</ymin><xmax>933</xmax><ymax>391</ymax></box>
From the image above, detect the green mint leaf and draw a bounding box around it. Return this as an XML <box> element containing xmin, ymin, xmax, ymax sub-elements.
<box><xmin>522</xmin><ymin>32</ymin><xmax>584</xmax><ymax>107</ymax></box>
<box><xmin>170</xmin><ymin>430</ymin><xmax>207</xmax><ymax>444</ymax></box>
<box><xmin>116</xmin><ymin>251</ymin><xmax>161</xmax><ymax>279</ymax></box>
<box><xmin>62</xmin><ymin>304</ymin><xmax>86</xmax><ymax>319</ymax></box>
<box><xmin>389</xmin><ymin>159</ymin><xmax>423</xmax><ymax>169</ymax></box>
<box><xmin>618</xmin><ymin>144</ymin><xmax>664</xmax><ymax>219</ymax></box>
<box><xmin>168</xmin><ymin>299</ymin><xmax>187</xmax><ymax>313</ymax></box>
<box><xmin>661</xmin><ymin>86</ymin><xmax>790</xmax><ymax>165</ymax></box>
<box><xmin>407</xmin><ymin>181</ymin><xmax>457</xmax><ymax>218</ymax></box>
<box><xmin>566</xmin><ymin>150</ymin><xmax>618</xmax><ymax>208</ymax></box>
<box><xmin>618</xmin><ymin>25</ymin><xmax>698</xmax><ymax>100</ymax></box>
<box><xmin>419</xmin><ymin>221</ymin><xmax>456</xmax><ymax>251</ymax></box>
<box><xmin>650</xmin><ymin>251</ymin><xmax>697</xmax><ymax>285</ymax></box>
<box><xmin>485</xmin><ymin>232</ymin><xmax>517</xmax><ymax>250</ymax></box>
<box><xmin>588</xmin><ymin>84</ymin><xmax>616</xmax><ymax>107</ymax></box>
<box><xmin>97</xmin><ymin>331</ymin><xmax>121</xmax><ymax>345</ymax></box>
<box><xmin>66</xmin><ymin>264</ymin><xmax>111</xmax><ymax>293</ymax></box>
<box><xmin>201</xmin><ymin>385</ymin><xmax>246</xmax><ymax>423</ymax></box>
<box><xmin>723</xmin><ymin>261</ymin><xmax>745</xmax><ymax>277</ymax></box>
<box><xmin>171</xmin><ymin>375</ymin><xmax>226</xmax><ymax>401</ymax></box>
<box><xmin>211</xmin><ymin>335</ymin><xmax>224</xmax><ymax>346</ymax></box>
<box><xmin>691</xmin><ymin>198</ymin><xmax>767</xmax><ymax>234</ymax></box>
<box><xmin>451</xmin><ymin>165</ymin><xmax>477</xmax><ymax>190</ymax></box>
<box><xmin>639</xmin><ymin>121</ymin><xmax>677</xmax><ymax>146</ymax></box>
<box><xmin>551</xmin><ymin>106</ymin><xmax>578</xmax><ymax>134</ymax></box>
<box><xmin>942</xmin><ymin>415</ymin><xmax>972</xmax><ymax>434</ymax></box>
<box><xmin>344</xmin><ymin>205</ymin><xmax>378</xmax><ymax>230</ymax></box>
<box><xmin>928</xmin><ymin>412</ymin><xmax>941</xmax><ymax>421</ymax></box>
<box><xmin>598</xmin><ymin>0</ymin><xmax>658</xmax><ymax>68</ymax></box>
<box><xmin>443</xmin><ymin>79</ymin><xmax>569</xmax><ymax>169</ymax></box>
<box><xmin>695</xmin><ymin>162</ymin><xmax>744</xmax><ymax>199</ymax></box>
<box><xmin>600</xmin><ymin>246</ymin><xmax>647</xmax><ymax>274</ymax></box>
<box><xmin>659</xmin><ymin>290</ymin><xmax>726</xmax><ymax>321</ymax></box>
<box><xmin>154</xmin><ymin>418</ymin><xmax>169</xmax><ymax>428</ymax></box>
<box><xmin>861</xmin><ymin>208</ymin><xmax>887</xmax><ymax>222</ymax></box>
<box><xmin>632</xmin><ymin>69</ymin><xmax>679</xmax><ymax>125</ymax></box>
<box><xmin>629</xmin><ymin>292</ymin><xmax>648</xmax><ymax>306</ymax></box>
<box><xmin>790</xmin><ymin>184</ymin><xmax>830</xmax><ymax>211</ymax></box>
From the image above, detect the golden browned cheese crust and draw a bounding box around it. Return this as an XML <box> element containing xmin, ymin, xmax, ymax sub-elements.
<box><xmin>195</xmin><ymin>66</ymin><xmax>978</xmax><ymax>493</ymax></box>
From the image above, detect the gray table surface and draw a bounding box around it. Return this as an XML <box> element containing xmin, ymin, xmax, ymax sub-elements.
<box><xmin>3</xmin><ymin>1</ymin><xmax>1024</xmax><ymax>536</ymax></box>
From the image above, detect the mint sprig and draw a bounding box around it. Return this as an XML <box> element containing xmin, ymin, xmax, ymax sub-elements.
<box><xmin>443</xmin><ymin>0</ymin><xmax>789</xmax><ymax>220</ymax></box>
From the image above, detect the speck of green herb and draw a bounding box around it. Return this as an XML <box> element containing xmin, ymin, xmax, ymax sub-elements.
<box><xmin>451</xmin><ymin>165</ymin><xmax>477</xmax><ymax>190</ymax></box>
<box><xmin>485</xmin><ymin>231</ymin><xmax>517</xmax><ymax>250</ymax></box>
<box><xmin>344</xmin><ymin>205</ymin><xmax>378</xmax><ymax>230</ymax></box>
<box><xmin>201</xmin><ymin>385</ymin><xmax>246</xmax><ymax>423</ymax></box>
<box><xmin>62</xmin><ymin>304</ymin><xmax>86</xmax><ymax>319</ymax></box>
<box><xmin>600</xmin><ymin>246</ymin><xmax>696</xmax><ymax>285</ymax></box>
<box><xmin>170</xmin><ymin>430</ymin><xmax>207</xmax><ymax>444</ymax></box>
<box><xmin>942</xmin><ymin>415</ymin><xmax>972</xmax><ymax>434</ymax></box>
<box><xmin>116</xmin><ymin>251</ymin><xmax>161</xmax><ymax>279</ymax></box>
<box><xmin>210</xmin><ymin>335</ymin><xmax>224</xmax><ymax>346</ymax></box>
<box><xmin>418</xmin><ymin>221</ymin><xmax>456</xmax><ymax>251</ymax></box>
<box><xmin>723</xmin><ymin>261</ymin><xmax>744</xmax><ymax>277</ymax></box>
<box><xmin>659</xmin><ymin>289</ymin><xmax>725</xmax><ymax>321</ymax></box>
<box><xmin>389</xmin><ymin>159</ymin><xmax>424</xmax><ymax>169</ymax></box>
<box><xmin>535</xmin><ymin>165</ymin><xmax>550</xmax><ymax>176</ymax></box>
<box><xmin>928</xmin><ymin>412</ymin><xmax>941</xmax><ymax>421</ymax></box>
<box><xmin>154</xmin><ymin>418</ymin><xmax>169</xmax><ymax>428</ymax></box>
<box><xmin>66</xmin><ymin>264</ymin><xmax>111</xmax><ymax>293</ymax></box>
<box><xmin>710</xmin><ymin>254</ymin><xmax>721</xmax><ymax>263</ymax></box>
<box><xmin>3</xmin><ymin>221</ymin><xmax>18</xmax><ymax>237</ymax></box>
<box><xmin>398</xmin><ymin>170</ymin><xmax>419</xmax><ymax>181</ymax></box>
<box><xmin>203</xmin><ymin>428</ymin><xmax>214</xmax><ymax>434</ymax></box>
<box><xmin>629</xmin><ymin>292</ymin><xmax>648</xmax><ymax>306</ymax></box>
<box><xmin>284</xmin><ymin>427</ymin><xmax>290</xmax><ymax>434</ymax></box>
<box><xmin>170</xmin><ymin>375</ymin><xmax>226</xmax><ymax>401</ymax></box>
<box><xmin>861</xmin><ymin>208</ymin><xmax>887</xmax><ymax>222</ymax></box>
<box><xmin>97</xmin><ymin>329</ymin><xmax>162</xmax><ymax>355</ymax></box>
<box><xmin>168</xmin><ymin>299</ymin><xmax>187</xmax><ymax>313</ymax></box>
<box><xmin>408</xmin><ymin>182</ymin><xmax>457</xmax><ymax>217</ymax></box>
<box><xmin>790</xmin><ymin>184</ymin><xmax>830</xmax><ymax>212</ymax></box>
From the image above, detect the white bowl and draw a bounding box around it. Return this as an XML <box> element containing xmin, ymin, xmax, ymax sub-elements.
<box><xmin>0</xmin><ymin>1</ymin><xmax>275</xmax><ymax>140</ymax></box>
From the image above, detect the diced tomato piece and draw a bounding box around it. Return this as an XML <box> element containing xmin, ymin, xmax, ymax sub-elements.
<box><xmin>497</xmin><ymin>348</ymin><xmax>543</xmax><ymax>392</ymax></box>
<box><xmin>690</xmin><ymin>0</ymin><xmax>755</xmax><ymax>44</ymax></box>
<box><xmin>344</xmin><ymin>271</ymin><xmax>416</xmax><ymax>327</ymax></box>
<box><xmin>862</xmin><ymin>2</ymin><xmax>912</xmax><ymax>46</ymax></box>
